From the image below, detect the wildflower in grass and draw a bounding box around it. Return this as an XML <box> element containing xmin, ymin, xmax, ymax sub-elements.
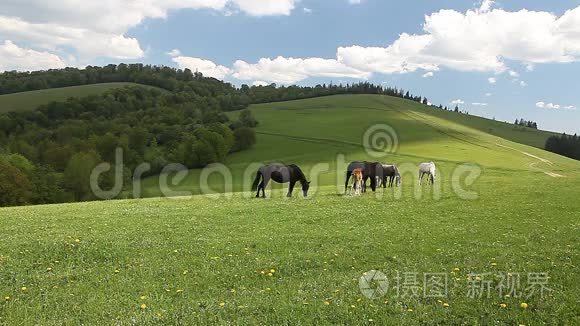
<box><xmin>270</xmin><ymin>269</ymin><xmax>275</xmax><ymax>273</ymax></box>
<box><xmin>443</xmin><ymin>303</ymin><xmax>449</xmax><ymax>307</ymax></box>
<box><xmin>75</xmin><ymin>239</ymin><xmax>81</xmax><ymax>243</ymax></box>
<box><xmin>350</xmin><ymin>305</ymin><xmax>356</xmax><ymax>308</ymax></box>
<box><xmin>140</xmin><ymin>296</ymin><xmax>146</xmax><ymax>300</ymax></box>
<box><xmin>183</xmin><ymin>270</ymin><xmax>188</xmax><ymax>275</ymax></box>
<box><xmin>4</xmin><ymin>296</ymin><xmax>9</xmax><ymax>301</ymax></box>
<box><xmin>520</xmin><ymin>302</ymin><xmax>528</xmax><ymax>309</ymax></box>
<box><xmin>114</xmin><ymin>269</ymin><xmax>120</xmax><ymax>274</ymax></box>
<box><xmin>176</xmin><ymin>289</ymin><xmax>183</xmax><ymax>293</ymax></box>
<box><xmin>491</xmin><ymin>263</ymin><xmax>497</xmax><ymax>266</ymax></box>
<box><xmin>46</xmin><ymin>267</ymin><xmax>52</xmax><ymax>272</ymax></box>
<box><xmin>324</xmin><ymin>301</ymin><xmax>330</xmax><ymax>305</ymax></box>
<box><xmin>500</xmin><ymin>303</ymin><xmax>507</xmax><ymax>308</ymax></box>
<box><xmin>265</xmin><ymin>288</ymin><xmax>271</xmax><ymax>291</ymax></box>
<box><xmin>267</xmin><ymin>273</ymin><xmax>273</xmax><ymax>277</ymax></box>
<box><xmin>368</xmin><ymin>319</ymin><xmax>374</xmax><ymax>322</ymax></box>
<box><xmin>453</xmin><ymin>268</ymin><xmax>460</xmax><ymax>272</ymax></box>
<box><xmin>140</xmin><ymin>304</ymin><xmax>147</xmax><ymax>309</ymax></box>
<box><xmin>407</xmin><ymin>308</ymin><xmax>413</xmax><ymax>312</ymax></box>
<box><xmin>21</xmin><ymin>287</ymin><xmax>27</xmax><ymax>292</ymax></box>
<box><xmin>219</xmin><ymin>302</ymin><xmax>225</xmax><ymax>307</ymax></box>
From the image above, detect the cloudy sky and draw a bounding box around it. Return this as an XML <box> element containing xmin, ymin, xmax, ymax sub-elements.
<box><xmin>1</xmin><ymin>0</ymin><xmax>579</xmax><ymax>134</ymax></box>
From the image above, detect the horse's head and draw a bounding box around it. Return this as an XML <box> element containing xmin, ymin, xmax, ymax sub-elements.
<box><xmin>396</xmin><ymin>175</ymin><xmax>401</xmax><ymax>187</ymax></box>
<box><xmin>302</xmin><ymin>181</ymin><xmax>311</xmax><ymax>197</ymax></box>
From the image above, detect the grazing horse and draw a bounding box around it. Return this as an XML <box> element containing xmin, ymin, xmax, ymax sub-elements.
<box><xmin>351</xmin><ymin>168</ymin><xmax>364</xmax><ymax>195</ymax></box>
<box><xmin>252</xmin><ymin>164</ymin><xmax>311</xmax><ymax>198</ymax></box>
<box><xmin>344</xmin><ymin>161</ymin><xmax>382</xmax><ymax>193</ymax></box>
<box><xmin>418</xmin><ymin>162</ymin><xmax>436</xmax><ymax>185</ymax></box>
<box><xmin>381</xmin><ymin>164</ymin><xmax>401</xmax><ymax>187</ymax></box>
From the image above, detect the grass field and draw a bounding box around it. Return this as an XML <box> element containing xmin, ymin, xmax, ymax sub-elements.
<box><xmin>0</xmin><ymin>83</ymin><xmax>160</xmax><ymax>113</ymax></box>
<box><xmin>1</xmin><ymin>94</ymin><xmax>579</xmax><ymax>324</ymax></box>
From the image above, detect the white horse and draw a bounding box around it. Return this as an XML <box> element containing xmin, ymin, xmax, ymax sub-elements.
<box><xmin>418</xmin><ymin>162</ymin><xmax>436</xmax><ymax>185</ymax></box>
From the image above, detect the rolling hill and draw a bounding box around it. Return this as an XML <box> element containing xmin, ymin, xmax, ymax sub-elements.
<box><xmin>0</xmin><ymin>82</ymin><xmax>163</xmax><ymax>113</ymax></box>
<box><xmin>1</xmin><ymin>94</ymin><xmax>579</xmax><ymax>324</ymax></box>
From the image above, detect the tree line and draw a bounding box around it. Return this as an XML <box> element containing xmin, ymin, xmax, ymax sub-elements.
<box><xmin>514</xmin><ymin>118</ymin><xmax>538</xmax><ymax>129</ymax></box>
<box><xmin>545</xmin><ymin>134</ymin><xmax>580</xmax><ymax>160</ymax></box>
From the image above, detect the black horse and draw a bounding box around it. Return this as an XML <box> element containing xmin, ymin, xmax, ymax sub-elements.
<box><xmin>380</xmin><ymin>164</ymin><xmax>401</xmax><ymax>188</ymax></box>
<box><xmin>344</xmin><ymin>161</ymin><xmax>383</xmax><ymax>193</ymax></box>
<box><xmin>252</xmin><ymin>164</ymin><xmax>311</xmax><ymax>198</ymax></box>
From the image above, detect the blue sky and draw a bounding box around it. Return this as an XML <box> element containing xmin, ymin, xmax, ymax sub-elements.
<box><xmin>0</xmin><ymin>0</ymin><xmax>579</xmax><ymax>134</ymax></box>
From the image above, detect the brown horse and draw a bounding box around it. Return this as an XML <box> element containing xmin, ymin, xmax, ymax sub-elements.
<box><xmin>344</xmin><ymin>161</ymin><xmax>383</xmax><ymax>193</ymax></box>
<box><xmin>351</xmin><ymin>168</ymin><xmax>363</xmax><ymax>195</ymax></box>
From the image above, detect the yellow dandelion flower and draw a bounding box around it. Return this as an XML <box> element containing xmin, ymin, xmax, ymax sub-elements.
<box><xmin>266</xmin><ymin>288</ymin><xmax>271</xmax><ymax>291</ymax></box>
<box><xmin>260</xmin><ymin>271</ymin><xmax>265</xmax><ymax>275</ymax></box>
<box><xmin>267</xmin><ymin>273</ymin><xmax>273</xmax><ymax>277</ymax></box>
<box><xmin>270</xmin><ymin>269</ymin><xmax>275</xmax><ymax>273</ymax></box>
<box><xmin>47</xmin><ymin>267</ymin><xmax>52</xmax><ymax>272</ymax></box>
<box><xmin>183</xmin><ymin>270</ymin><xmax>188</xmax><ymax>275</ymax></box>
<box><xmin>140</xmin><ymin>296</ymin><xmax>146</xmax><ymax>300</ymax></box>
<box><xmin>324</xmin><ymin>301</ymin><xmax>330</xmax><ymax>305</ymax></box>
<box><xmin>437</xmin><ymin>300</ymin><xmax>442</xmax><ymax>303</ymax></box>
<box><xmin>520</xmin><ymin>302</ymin><xmax>528</xmax><ymax>309</ymax></box>
<box><xmin>368</xmin><ymin>319</ymin><xmax>374</xmax><ymax>322</ymax></box>
<box><xmin>407</xmin><ymin>308</ymin><xmax>413</xmax><ymax>312</ymax></box>
<box><xmin>443</xmin><ymin>303</ymin><xmax>449</xmax><ymax>307</ymax></box>
<box><xmin>350</xmin><ymin>305</ymin><xmax>356</xmax><ymax>308</ymax></box>
<box><xmin>140</xmin><ymin>304</ymin><xmax>147</xmax><ymax>309</ymax></box>
<box><xmin>453</xmin><ymin>268</ymin><xmax>460</xmax><ymax>272</ymax></box>
<box><xmin>219</xmin><ymin>302</ymin><xmax>225</xmax><ymax>307</ymax></box>
<box><xmin>4</xmin><ymin>296</ymin><xmax>10</xmax><ymax>301</ymax></box>
<box><xmin>491</xmin><ymin>262</ymin><xmax>497</xmax><ymax>266</ymax></box>
<box><xmin>21</xmin><ymin>287</ymin><xmax>27</xmax><ymax>292</ymax></box>
<box><xmin>500</xmin><ymin>303</ymin><xmax>507</xmax><ymax>308</ymax></box>
<box><xmin>75</xmin><ymin>239</ymin><xmax>81</xmax><ymax>243</ymax></box>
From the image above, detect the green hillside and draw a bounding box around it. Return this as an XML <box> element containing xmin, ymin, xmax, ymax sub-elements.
<box><xmin>1</xmin><ymin>94</ymin><xmax>579</xmax><ymax>324</ymax></box>
<box><xmin>0</xmin><ymin>82</ymin><xmax>161</xmax><ymax>113</ymax></box>
<box><xmin>140</xmin><ymin>94</ymin><xmax>578</xmax><ymax>196</ymax></box>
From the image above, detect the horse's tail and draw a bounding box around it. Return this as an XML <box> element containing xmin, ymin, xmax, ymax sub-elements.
<box><xmin>252</xmin><ymin>171</ymin><xmax>262</xmax><ymax>191</ymax></box>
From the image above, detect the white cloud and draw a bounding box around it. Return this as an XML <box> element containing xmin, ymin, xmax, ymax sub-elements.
<box><xmin>0</xmin><ymin>0</ymin><xmax>298</xmax><ymax>68</ymax></box>
<box><xmin>422</xmin><ymin>71</ymin><xmax>434</xmax><ymax>78</ymax></box>
<box><xmin>451</xmin><ymin>99</ymin><xmax>465</xmax><ymax>104</ymax></box>
<box><xmin>335</xmin><ymin>4</ymin><xmax>580</xmax><ymax>76</ymax></box>
<box><xmin>253</xmin><ymin>80</ymin><xmax>269</xmax><ymax>86</ymax></box>
<box><xmin>171</xmin><ymin>56</ymin><xmax>231</xmax><ymax>79</ymax></box>
<box><xmin>488</xmin><ymin>77</ymin><xmax>497</xmax><ymax>84</ymax></box>
<box><xmin>519</xmin><ymin>80</ymin><xmax>527</xmax><ymax>87</ymax></box>
<box><xmin>303</xmin><ymin>7</ymin><xmax>312</xmax><ymax>14</ymax></box>
<box><xmin>0</xmin><ymin>40</ymin><xmax>66</xmax><ymax>71</ymax></box>
<box><xmin>525</xmin><ymin>63</ymin><xmax>535</xmax><ymax>71</ymax></box>
<box><xmin>472</xmin><ymin>102</ymin><xmax>488</xmax><ymax>106</ymax></box>
<box><xmin>231</xmin><ymin>0</ymin><xmax>297</xmax><ymax>16</ymax></box>
<box><xmin>537</xmin><ymin>101</ymin><xmax>577</xmax><ymax>110</ymax></box>
<box><xmin>232</xmin><ymin>56</ymin><xmax>371</xmax><ymax>84</ymax></box>
<box><xmin>485</xmin><ymin>92</ymin><xmax>492</xmax><ymax>96</ymax></box>
<box><xmin>508</xmin><ymin>70</ymin><xmax>519</xmax><ymax>78</ymax></box>
<box><xmin>166</xmin><ymin>49</ymin><xmax>181</xmax><ymax>57</ymax></box>
<box><xmin>348</xmin><ymin>0</ymin><xmax>362</xmax><ymax>4</ymax></box>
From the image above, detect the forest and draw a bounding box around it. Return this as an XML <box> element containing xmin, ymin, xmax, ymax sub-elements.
<box><xmin>545</xmin><ymin>133</ymin><xmax>580</xmax><ymax>161</ymax></box>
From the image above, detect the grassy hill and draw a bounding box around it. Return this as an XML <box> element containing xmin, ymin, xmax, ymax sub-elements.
<box><xmin>0</xmin><ymin>82</ymin><xmax>161</xmax><ymax>113</ymax></box>
<box><xmin>1</xmin><ymin>94</ymin><xmax>579</xmax><ymax>324</ymax></box>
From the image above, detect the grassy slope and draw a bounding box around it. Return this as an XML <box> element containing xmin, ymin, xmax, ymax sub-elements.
<box><xmin>1</xmin><ymin>94</ymin><xmax>579</xmax><ymax>324</ymax></box>
<box><xmin>0</xmin><ymin>82</ymin><xmax>160</xmax><ymax>113</ymax></box>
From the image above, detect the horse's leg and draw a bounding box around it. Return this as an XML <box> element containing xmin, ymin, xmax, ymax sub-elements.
<box><xmin>287</xmin><ymin>181</ymin><xmax>295</xmax><ymax>197</ymax></box>
<box><xmin>256</xmin><ymin>174</ymin><xmax>263</xmax><ymax>198</ymax></box>
<box><xmin>344</xmin><ymin>172</ymin><xmax>351</xmax><ymax>194</ymax></box>
<box><xmin>261</xmin><ymin>176</ymin><xmax>270</xmax><ymax>198</ymax></box>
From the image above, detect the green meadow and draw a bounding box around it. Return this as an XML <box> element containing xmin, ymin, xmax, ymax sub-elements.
<box><xmin>1</xmin><ymin>94</ymin><xmax>579</xmax><ymax>324</ymax></box>
<box><xmin>0</xmin><ymin>83</ymin><xmax>159</xmax><ymax>113</ymax></box>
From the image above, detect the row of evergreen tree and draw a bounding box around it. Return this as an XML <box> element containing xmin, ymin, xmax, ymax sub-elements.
<box><xmin>545</xmin><ymin>134</ymin><xmax>580</xmax><ymax>160</ymax></box>
<box><xmin>514</xmin><ymin>118</ymin><xmax>538</xmax><ymax>129</ymax></box>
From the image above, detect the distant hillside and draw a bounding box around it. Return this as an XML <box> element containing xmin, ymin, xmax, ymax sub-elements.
<box><xmin>0</xmin><ymin>82</ymin><xmax>162</xmax><ymax>113</ymax></box>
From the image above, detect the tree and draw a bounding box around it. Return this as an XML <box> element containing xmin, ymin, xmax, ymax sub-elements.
<box><xmin>63</xmin><ymin>151</ymin><xmax>101</xmax><ymax>200</ymax></box>
<box><xmin>0</xmin><ymin>160</ymin><xmax>31</xmax><ymax>206</ymax></box>
<box><xmin>232</xmin><ymin>127</ymin><xmax>256</xmax><ymax>152</ymax></box>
